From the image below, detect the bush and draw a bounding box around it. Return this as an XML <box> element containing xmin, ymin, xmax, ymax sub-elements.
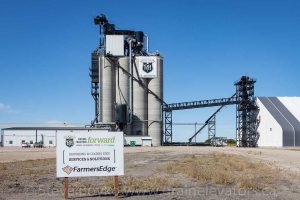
<box><xmin>227</xmin><ymin>139</ymin><xmax>236</xmax><ymax>145</ymax></box>
<box><xmin>204</xmin><ymin>139</ymin><xmax>211</xmax><ymax>144</ymax></box>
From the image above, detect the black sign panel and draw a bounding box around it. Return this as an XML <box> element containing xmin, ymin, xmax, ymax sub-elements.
<box><xmin>143</xmin><ymin>62</ymin><xmax>153</xmax><ymax>73</ymax></box>
<box><xmin>65</xmin><ymin>138</ymin><xmax>74</xmax><ymax>148</ymax></box>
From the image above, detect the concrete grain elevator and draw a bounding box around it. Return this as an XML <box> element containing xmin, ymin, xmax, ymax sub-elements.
<box><xmin>90</xmin><ymin>15</ymin><xmax>163</xmax><ymax>146</ymax></box>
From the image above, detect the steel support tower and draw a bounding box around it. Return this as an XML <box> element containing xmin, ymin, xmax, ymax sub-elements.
<box><xmin>235</xmin><ymin>76</ymin><xmax>259</xmax><ymax>147</ymax></box>
<box><xmin>90</xmin><ymin>52</ymin><xmax>101</xmax><ymax>125</ymax></box>
<box><xmin>208</xmin><ymin>115</ymin><xmax>216</xmax><ymax>140</ymax></box>
<box><xmin>164</xmin><ymin>110</ymin><xmax>173</xmax><ymax>143</ymax></box>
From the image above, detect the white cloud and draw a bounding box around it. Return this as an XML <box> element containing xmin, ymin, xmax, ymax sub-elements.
<box><xmin>0</xmin><ymin>102</ymin><xmax>13</xmax><ymax>113</ymax></box>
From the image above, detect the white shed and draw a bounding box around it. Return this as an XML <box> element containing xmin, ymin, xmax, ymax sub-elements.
<box><xmin>256</xmin><ymin>97</ymin><xmax>300</xmax><ymax>147</ymax></box>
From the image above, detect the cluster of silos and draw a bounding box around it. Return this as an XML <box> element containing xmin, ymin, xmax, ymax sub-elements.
<box><xmin>92</xmin><ymin>53</ymin><xmax>163</xmax><ymax>146</ymax></box>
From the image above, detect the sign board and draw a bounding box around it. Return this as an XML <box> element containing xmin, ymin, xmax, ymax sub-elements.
<box><xmin>138</xmin><ymin>56</ymin><xmax>158</xmax><ymax>78</ymax></box>
<box><xmin>56</xmin><ymin>130</ymin><xmax>124</xmax><ymax>177</ymax></box>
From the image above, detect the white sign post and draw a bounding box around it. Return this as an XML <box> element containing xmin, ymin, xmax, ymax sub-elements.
<box><xmin>56</xmin><ymin>130</ymin><xmax>124</xmax><ymax>198</ymax></box>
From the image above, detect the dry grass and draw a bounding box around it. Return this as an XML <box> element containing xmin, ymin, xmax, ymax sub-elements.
<box><xmin>247</xmin><ymin>150</ymin><xmax>263</xmax><ymax>156</ymax></box>
<box><xmin>286</xmin><ymin>148</ymin><xmax>300</xmax><ymax>151</ymax></box>
<box><xmin>103</xmin><ymin>176</ymin><xmax>181</xmax><ymax>193</ymax></box>
<box><xmin>1</xmin><ymin>159</ymin><xmax>180</xmax><ymax>196</ymax></box>
<box><xmin>0</xmin><ymin>158</ymin><xmax>55</xmax><ymax>177</ymax></box>
<box><xmin>162</xmin><ymin>153</ymin><xmax>284</xmax><ymax>190</ymax></box>
<box><xmin>66</xmin><ymin>176</ymin><xmax>181</xmax><ymax>197</ymax></box>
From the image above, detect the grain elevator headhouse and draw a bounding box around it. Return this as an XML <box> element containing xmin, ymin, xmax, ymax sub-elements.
<box><xmin>90</xmin><ymin>14</ymin><xmax>164</xmax><ymax>146</ymax></box>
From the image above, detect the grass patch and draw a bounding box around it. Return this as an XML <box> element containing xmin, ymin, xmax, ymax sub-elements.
<box><xmin>103</xmin><ymin>176</ymin><xmax>181</xmax><ymax>193</ymax></box>
<box><xmin>162</xmin><ymin>153</ymin><xmax>283</xmax><ymax>190</ymax></box>
<box><xmin>286</xmin><ymin>148</ymin><xmax>300</xmax><ymax>151</ymax></box>
<box><xmin>0</xmin><ymin>159</ymin><xmax>55</xmax><ymax>177</ymax></box>
<box><xmin>67</xmin><ymin>176</ymin><xmax>181</xmax><ymax>197</ymax></box>
<box><xmin>247</xmin><ymin>150</ymin><xmax>262</xmax><ymax>156</ymax></box>
<box><xmin>0</xmin><ymin>158</ymin><xmax>55</xmax><ymax>169</ymax></box>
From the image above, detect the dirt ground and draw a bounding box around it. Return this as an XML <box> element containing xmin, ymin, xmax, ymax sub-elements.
<box><xmin>0</xmin><ymin>146</ymin><xmax>300</xmax><ymax>199</ymax></box>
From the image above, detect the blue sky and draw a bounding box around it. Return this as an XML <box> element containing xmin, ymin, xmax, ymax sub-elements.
<box><xmin>0</xmin><ymin>0</ymin><xmax>299</xmax><ymax>142</ymax></box>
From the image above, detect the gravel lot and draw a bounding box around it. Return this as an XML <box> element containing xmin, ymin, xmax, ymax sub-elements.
<box><xmin>0</xmin><ymin>146</ymin><xmax>299</xmax><ymax>199</ymax></box>
<box><xmin>1</xmin><ymin>146</ymin><xmax>300</xmax><ymax>173</ymax></box>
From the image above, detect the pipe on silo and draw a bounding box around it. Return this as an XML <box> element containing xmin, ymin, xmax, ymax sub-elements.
<box><xmin>148</xmin><ymin>56</ymin><xmax>163</xmax><ymax>146</ymax></box>
<box><xmin>128</xmin><ymin>39</ymin><xmax>135</xmax><ymax>125</ymax></box>
<box><xmin>144</xmin><ymin>34</ymin><xmax>149</xmax><ymax>52</ymax></box>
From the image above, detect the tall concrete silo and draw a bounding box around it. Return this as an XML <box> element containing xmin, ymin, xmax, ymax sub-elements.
<box><xmin>132</xmin><ymin>57</ymin><xmax>148</xmax><ymax>136</ymax></box>
<box><xmin>115</xmin><ymin>57</ymin><xmax>130</xmax><ymax>106</ymax></box>
<box><xmin>99</xmin><ymin>56</ymin><xmax>116</xmax><ymax>124</ymax></box>
<box><xmin>115</xmin><ymin>57</ymin><xmax>131</xmax><ymax>134</ymax></box>
<box><xmin>148</xmin><ymin>56</ymin><xmax>163</xmax><ymax>146</ymax></box>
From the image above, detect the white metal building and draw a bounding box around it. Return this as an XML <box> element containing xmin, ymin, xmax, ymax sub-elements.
<box><xmin>1</xmin><ymin>128</ymin><xmax>56</xmax><ymax>147</ymax></box>
<box><xmin>257</xmin><ymin>97</ymin><xmax>300</xmax><ymax>147</ymax></box>
<box><xmin>0</xmin><ymin>127</ymin><xmax>103</xmax><ymax>147</ymax></box>
<box><xmin>1</xmin><ymin>127</ymin><xmax>152</xmax><ymax>147</ymax></box>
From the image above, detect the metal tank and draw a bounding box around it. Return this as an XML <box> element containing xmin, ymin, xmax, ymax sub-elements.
<box><xmin>148</xmin><ymin>56</ymin><xmax>163</xmax><ymax>146</ymax></box>
<box><xmin>115</xmin><ymin>57</ymin><xmax>131</xmax><ymax>134</ymax></box>
<box><xmin>115</xmin><ymin>57</ymin><xmax>130</xmax><ymax>106</ymax></box>
<box><xmin>99</xmin><ymin>56</ymin><xmax>116</xmax><ymax>124</ymax></box>
<box><xmin>132</xmin><ymin>57</ymin><xmax>148</xmax><ymax>136</ymax></box>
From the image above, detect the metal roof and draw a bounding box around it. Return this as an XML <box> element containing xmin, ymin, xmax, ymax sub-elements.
<box><xmin>2</xmin><ymin>127</ymin><xmax>106</xmax><ymax>131</ymax></box>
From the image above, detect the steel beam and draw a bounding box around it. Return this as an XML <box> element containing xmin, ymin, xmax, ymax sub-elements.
<box><xmin>164</xmin><ymin>110</ymin><xmax>173</xmax><ymax>143</ymax></box>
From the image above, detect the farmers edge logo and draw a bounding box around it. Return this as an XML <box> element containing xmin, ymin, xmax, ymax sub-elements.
<box><xmin>62</xmin><ymin>165</ymin><xmax>117</xmax><ymax>175</ymax></box>
<box><xmin>143</xmin><ymin>62</ymin><xmax>153</xmax><ymax>73</ymax></box>
<box><xmin>62</xmin><ymin>165</ymin><xmax>73</xmax><ymax>175</ymax></box>
<box><xmin>65</xmin><ymin>135</ymin><xmax>75</xmax><ymax>148</ymax></box>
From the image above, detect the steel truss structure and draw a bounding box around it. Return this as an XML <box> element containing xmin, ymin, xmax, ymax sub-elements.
<box><xmin>90</xmin><ymin>52</ymin><xmax>101</xmax><ymax>125</ymax></box>
<box><xmin>208</xmin><ymin>115</ymin><xmax>216</xmax><ymax>140</ymax></box>
<box><xmin>165</xmin><ymin>96</ymin><xmax>238</xmax><ymax>111</ymax></box>
<box><xmin>163</xmin><ymin>76</ymin><xmax>259</xmax><ymax>147</ymax></box>
<box><xmin>187</xmin><ymin>103</ymin><xmax>228</xmax><ymax>143</ymax></box>
<box><xmin>164</xmin><ymin>111</ymin><xmax>173</xmax><ymax>143</ymax></box>
<box><xmin>165</xmin><ymin>96</ymin><xmax>238</xmax><ymax>144</ymax></box>
<box><xmin>235</xmin><ymin>76</ymin><xmax>259</xmax><ymax>147</ymax></box>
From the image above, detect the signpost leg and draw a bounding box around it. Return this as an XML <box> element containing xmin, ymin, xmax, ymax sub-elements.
<box><xmin>114</xmin><ymin>176</ymin><xmax>119</xmax><ymax>198</ymax></box>
<box><xmin>64</xmin><ymin>177</ymin><xmax>69</xmax><ymax>199</ymax></box>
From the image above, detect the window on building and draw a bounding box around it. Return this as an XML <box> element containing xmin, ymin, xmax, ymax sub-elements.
<box><xmin>9</xmin><ymin>141</ymin><xmax>13</xmax><ymax>144</ymax></box>
<box><xmin>30</xmin><ymin>140</ymin><xmax>33</xmax><ymax>144</ymax></box>
<box><xmin>49</xmin><ymin>140</ymin><xmax>53</xmax><ymax>144</ymax></box>
<box><xmin>22</xmin><ymin>140</ymin><xmax>25</xmax><ymax>144</ymax></box>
